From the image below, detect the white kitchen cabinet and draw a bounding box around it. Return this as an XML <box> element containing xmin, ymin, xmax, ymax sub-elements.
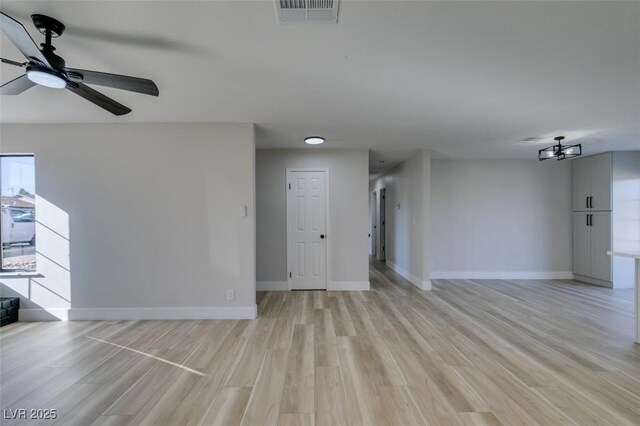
<box><xmin>572</xmin><ymin>212</ymin><xmax>591</xmax><ymax>277</ymax></box>
<box><xmin>572</xmin><ymin>211</ymin><xmax>611</xmax><ymax>282</ymax></box>
<box><xmin>589</xmin><ymin>155</ymin><xmax>612</xmax><ymax>211</ymax></box>
<box><xmin>572</xmin><ymin>153</ymin><xmax>611</xmax><ymax>211</ymax></box>
<box><xmin>572</xmin><ymin>158</ymin><xmax>591</xmax><ymax>211</ymax></box>
<box><xmin>590</xmin><ymin>212</ymin><xmax>612</xmax><ymax>282</ymax></box>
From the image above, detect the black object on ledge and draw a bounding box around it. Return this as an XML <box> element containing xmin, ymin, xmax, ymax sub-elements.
<box><xmin>0</xmin><ymin>297</ymin><xmax>20</xmax><ymax>326</ymax></box>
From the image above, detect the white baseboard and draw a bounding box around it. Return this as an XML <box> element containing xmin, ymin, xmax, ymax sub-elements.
<box><xmin>19</xmin><ymin>306</ymin><xmax>258</xmax><ymax>321</ymax></box>
<box><xmin>328</xmin><ymin>281</ymin><xmax>370</xmax><ymax>291</ymax></box>
<box><xmin>258</xmin><ymin>281</ymin><xmax>369</xmax><ymax>291</ymax></box>
<box><xmin>257</xmin><ymin>282</ymin><xmax>288</xmax><ymax>291</ymax></box>
<box><xmin>386</xmin><ymin>260</ymin><xmax>431</xmax><ymax>291</ymax></box>
<box><xmin>430</xmin><ymin>271</ymin><xmax>574</xmax><ymax>280</ymax></box>
<box><xmin>573</xmin><ymin>274</ymin><xmax>613</xmax><ymax>288</ymax></box>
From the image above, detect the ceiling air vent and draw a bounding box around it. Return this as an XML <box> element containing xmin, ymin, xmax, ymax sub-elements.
<box><xmin>276</xmin><ymin>0</ymin><xmax>339</xmax><ymax>23</ymax></box>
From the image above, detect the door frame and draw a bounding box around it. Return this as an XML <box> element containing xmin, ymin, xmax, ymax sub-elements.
<box><xmin>370</xmin><ymin>191</ymin><xmax>377</xmax><ymax>256</ymax></box>
<box><xmin>377</xmin><ymin>188</ymin><xmax>386</xmax><ymax>261</ymax></box>
<box><xmin>286</xmin><ymin>168</ymin><xmax>330</xmax><ymax>291</ymax></box>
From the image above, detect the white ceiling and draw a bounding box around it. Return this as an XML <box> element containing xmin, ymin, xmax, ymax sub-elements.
<box><xmin>1</xmin><ymin>1</ymin><xmax>639</xmax><ymax>161</ymax></box>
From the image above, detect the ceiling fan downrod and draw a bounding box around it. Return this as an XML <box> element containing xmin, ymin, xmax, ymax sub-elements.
<box><xmin>31</xmin><ymin>14</ymin><xmax>66</xmax><ymax>69</ymax></box>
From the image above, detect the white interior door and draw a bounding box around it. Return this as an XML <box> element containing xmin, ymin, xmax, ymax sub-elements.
<box><xmin>287</xmin><ymin>170</ymin><xmax>327</xmax><ymax>290</ymax></box>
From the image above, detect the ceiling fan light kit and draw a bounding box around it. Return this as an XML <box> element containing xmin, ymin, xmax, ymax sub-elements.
<box><xmin>538</xmin><ymin>136</ymin><xmax>582</xmax><ymax>161</ymax></box>
<box><xmin>0</xmin><ymin>11</ymin><xmax>159</xmax><ymax>115</ymax></box>
<box><xmin>26</xmin><ymin>68</ymin><xmax>66</xmax><ymax>88</ymax></box>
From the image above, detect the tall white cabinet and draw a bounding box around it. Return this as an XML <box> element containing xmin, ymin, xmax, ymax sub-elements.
<box><xmin>572</xmin><ymin>154</ymin><xmax>612</xmax><ymax>211</ymax></box>
<box><xmin>572</xmin><ymin>152</ymin><xmax>640</xmax><ymax>288</ymax></box>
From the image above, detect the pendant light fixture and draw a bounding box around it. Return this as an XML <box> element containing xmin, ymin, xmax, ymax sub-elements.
<box><xmin>538</xmin><ymin>136</ymin><xmax>582</xmax><ymax>161</ymax></box>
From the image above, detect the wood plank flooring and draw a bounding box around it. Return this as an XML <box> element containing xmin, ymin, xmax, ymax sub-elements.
<box><xmin>1</xmin><ymin>258</ymin><xmax>639</xmax><ymax>425</ymax></box>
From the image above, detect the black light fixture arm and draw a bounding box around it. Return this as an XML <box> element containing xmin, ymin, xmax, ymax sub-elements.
<box><xmin>555</xmin><ymin>136</ymin><xmax>564</xmax><ymax>157</ymax></box>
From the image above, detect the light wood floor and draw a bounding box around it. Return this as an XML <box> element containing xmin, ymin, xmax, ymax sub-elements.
<box><xmin>1</xmin><ymin>259</ymin><xmax>639</xmax><ymax>425</ymax></box>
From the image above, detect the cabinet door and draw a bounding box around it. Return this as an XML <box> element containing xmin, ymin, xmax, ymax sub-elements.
<box><xmin>590</xmin><ymin>212</ymin><xmax>612</xmax><ymax>282</ymax></box>
<box><xmin>572</xmin><ymin>212</ymin><xmax>591</xmax><ymax>277</ymax></box>
<box><xmin>590</xmin><ymin>153</ymin><xmax>612</xmax><ymax>211</ymax></box>
<box><xmin>572</xmin><ymin>158</ymin><xmax>591</xmax><ymax>211</ymax></box>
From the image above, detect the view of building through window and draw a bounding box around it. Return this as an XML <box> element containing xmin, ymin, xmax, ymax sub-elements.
<box><xmin>0</xmin><ymin>155</ymin><xmax>36</xmax><ymax>272</ymax></box>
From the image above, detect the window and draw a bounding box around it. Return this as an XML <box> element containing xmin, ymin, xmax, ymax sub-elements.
<box><xmin>0</xmin><ymin>155</ymin><xmax>36</xmax><ymax>272</ymax></box>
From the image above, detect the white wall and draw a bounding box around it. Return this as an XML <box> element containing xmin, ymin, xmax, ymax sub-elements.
<box><xmin>431</xmin><ymin>159</ymin><xmax>572</xmax><ymax>278</ymax></box>
<box><xmin>370</xmin><ymin>150</ymin><xmax>431</xmax><ymax>289</ymax></box>
<box><xmin>0</xmin><ymin>123</ymin><xmax>257</xmax><ymax>320</ymax></box>
<box><xmin>612</xmin><ymin>151</ymin><xmax>640</xmax><ymax>288</ymax></box>
<box><xmin>256</xmin><ymin>149</ymin><xmax>369</xmax><ymax>289</ymax></box>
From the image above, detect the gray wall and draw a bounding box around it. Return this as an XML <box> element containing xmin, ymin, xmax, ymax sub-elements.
<box><xmin>0</xmin><ymin>123</ymin><xmax>256</xmax><ymax>319</ymax></box>
<box><xmin>256</xmin><ymin>149</ymin><xmax>369</xmax><ymax>285</ymax></box>
<box><xmin>431</xmin><ymin>159</ymin><xmax>572</xmax><ymax>276</ymax></box>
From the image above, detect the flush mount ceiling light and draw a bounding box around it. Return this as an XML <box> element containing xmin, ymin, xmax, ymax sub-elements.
<box><xmin>305</xmin><ymin>136</ymin><xmax>325</xmax><ymax>145</ymax></box>
<box><xmin>538</xmin><ymin>136</ymin><xmax>582</xmax><ymax>161</ymax></box>
<box><xmin>26</xmin><ymin>68</ymin><xmax>66</xmax><ymax>89</ymax></box>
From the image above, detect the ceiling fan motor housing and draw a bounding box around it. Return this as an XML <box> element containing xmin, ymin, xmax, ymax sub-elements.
<box><xmin>40</xmin><ymin>49</ymin><xmax>65</xmax><ymax>70</ymax></box>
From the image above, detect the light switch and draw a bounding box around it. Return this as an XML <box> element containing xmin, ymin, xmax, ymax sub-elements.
<box><xmin>240</xmin><ymin>204</ymin><xmax>247</xmax><ymax>217</ymax></box>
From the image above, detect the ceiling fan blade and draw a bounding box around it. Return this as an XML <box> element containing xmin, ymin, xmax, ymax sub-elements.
<box><xmin>0</xmin><ymin>12</ymin><xmax>50</xmax><ymax>68</ymax></box>
<box><xmin>66</xmin><ymin>82</ymin><xmax>131</xmax><ymax>116</ymax></box>
<box><xmin>1</xmin><ymin>74</ymin><xmax>36</xmax><ymax>95</ymax></box>
<box><xmin>1</xmin><ymin>57</ymin><xmax>27</xmax><ymax>67</ymax></box>
<box><xmin>65</xmin><ymin>68</ymin><xmax>159</xmax><ymax>96</ymax></box>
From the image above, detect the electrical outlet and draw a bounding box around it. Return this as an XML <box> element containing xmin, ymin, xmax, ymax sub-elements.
<box><xmin>226</xmin><ymin>289</ymin><xmax>235</xmax><ymax>301</ymax></box>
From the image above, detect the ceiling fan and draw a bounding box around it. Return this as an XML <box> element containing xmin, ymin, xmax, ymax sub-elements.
<box><xmin>0</xmin><ymin>11</ymin><xmax>159</xmax><ymax>116</ymax></box>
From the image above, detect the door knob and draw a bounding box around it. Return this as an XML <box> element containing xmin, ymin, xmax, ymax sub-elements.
<box><xmin>320</xmin><ymin>234</ymin><xmax>325</xmax><ymax>239</ymax></box>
